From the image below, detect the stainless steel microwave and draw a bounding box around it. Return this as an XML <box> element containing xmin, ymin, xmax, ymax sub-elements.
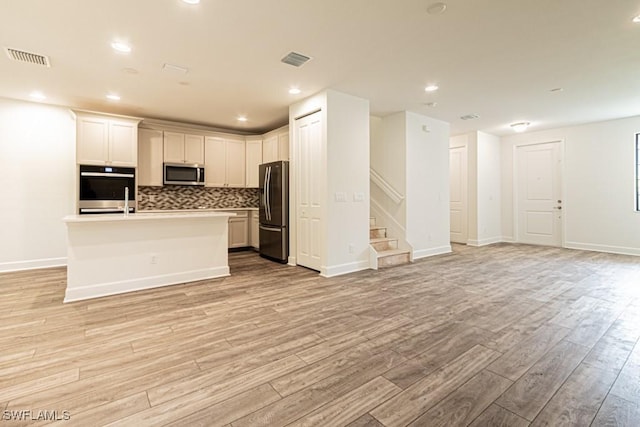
<box><xmin>163</xmin><ymin>163</ymin><xmax>205</xmax><ymax>186</ymax></box>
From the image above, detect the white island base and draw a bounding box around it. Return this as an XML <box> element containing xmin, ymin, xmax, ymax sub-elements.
<box><xmin>63</xmin><ymin>212</ymin><xmax>235</xmax><ymax>302</ymax></box>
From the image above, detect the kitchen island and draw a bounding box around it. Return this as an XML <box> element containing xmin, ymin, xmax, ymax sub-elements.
<box><xmin>63</xmin><ymin>211</ymin><xmax>235</xmax><ymax>302</ymax></box>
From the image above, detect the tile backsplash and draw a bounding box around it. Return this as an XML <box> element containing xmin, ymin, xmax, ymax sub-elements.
<box><xmin>138</xmin><ymin>186</ymin><xmax>259</xmax><ymax>210</ymax></box>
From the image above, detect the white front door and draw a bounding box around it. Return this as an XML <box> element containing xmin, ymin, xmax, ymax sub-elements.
<box><xmin>516</xmin><ymin>141</ymin><xmax>563</xmax><ymax>246</ymax></box>
<box><xmin>295</xmin><ymin>111</ymin><xmax>323</xmax><ymax>271</ymax></box>
<box><xmin>450</xmin><ymin>146</ymin><xmax>468</xmax><ymax>244</ymax></box>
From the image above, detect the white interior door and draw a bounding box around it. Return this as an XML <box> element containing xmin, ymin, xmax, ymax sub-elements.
<box><xmin>450</xmin><ymin>146</ymin><xmax>468</xmax><ymax>244</ymax></box>
<box><xmin>296</xmin><ymin>111</ymin><xmax>323</xmax><ymax>271</ymax></box>
<box><xmin>516</xmin><ymin>141</ymin><xmax>562</xmax><ymax>246</ymax></box>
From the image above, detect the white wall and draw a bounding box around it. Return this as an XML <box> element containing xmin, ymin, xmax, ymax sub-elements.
<box><xmin>476</xmin><ymin>131</ymin><xmax>502</xmax><ymax>245</ymax></box>
<box><xmin>289</xmin><ymin>89</ymin><xmax>371</xmax><ymax>276</ymax></box>
<box><xmin>405</xmin><ymin>112</ymin><xmax>451</xmax><ymax>258</ymax></box>
<box><xmin>325</xmin><ymin>90</ymin><xmax>370</xmax><ymax>274</ymax></box>
<box><xmin>0</xmin><ymin>97</ymin><xmax>76</xmax><ymax>272</ymax></box>
<box><xmin>502</xmin><ymin>116</ymin><xmax>640</xmax><ymax>256</ymax></box>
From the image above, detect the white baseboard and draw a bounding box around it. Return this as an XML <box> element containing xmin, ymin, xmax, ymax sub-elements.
<box><xmin>501</xmin><ymin>236</ymin><xmax>515</xmax><ymax>243</ymax></box>
<box><xmin>564</xmin><ymin>241</ymin><xmax>640</xmax><ymax>257</ymax></box>
<box><xmin>413</xmin><ymin>245</ymin><xmax>452</xmax><ymax>260</ymax></box>
<box><xmin>287</xmin><ymin>255</ymin><xmax>297</xmax><ymax>266</ymax></box>
<box><xmin>320</xmin><ymin>260</ymin><xmax>370</xmax><ymax>278</ymax></box>
<box><xmin>64</xmin><ymin>267</ymin><xmax>230</xmax><ymax>303</ymax></box>
<box><xmin>0</xmin><ymin>257</ymin><xmax>67</xmax><ymax>273</ymax></box>
<box><xmin>467</xmin><ymin>236</ymin><xmax>503</xmax><ymax>247</ymax></box>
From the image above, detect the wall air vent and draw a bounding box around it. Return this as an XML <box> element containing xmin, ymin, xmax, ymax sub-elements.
<box><xmin>281</xmin><ymin>51</ymin><xmax>311</xmax><ymax>67</ymax></box>
<box><xmin>460</xmin><ymin>114</ymin><xmax>480</xmax><ymax>120</ymax></box>
<box><xmin>5</xmin><ymin>47</ymin><xmax>51</xmax><ymax>67</ymax></box>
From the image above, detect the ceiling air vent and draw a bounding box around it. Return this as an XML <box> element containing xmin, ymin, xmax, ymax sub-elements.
<box><xmin>5</xmin><ymin>47</ymin><xmax>51</xmax><ymax>67</ymax></box>
<box><xmin>281</xmin><ymin>51</ymin><xmax>311</xmax><ymax>67</ymax></box>
<box><xmin>460</xmin><ymin>114</ymin><xmax>480</xmax><ymax>120</ymax></box>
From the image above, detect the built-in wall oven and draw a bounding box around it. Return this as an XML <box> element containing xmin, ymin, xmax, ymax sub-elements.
<box><xmin>78</xmin><ymin>165</ymin><xmax>136</xmax><ymax>214</ymax></box>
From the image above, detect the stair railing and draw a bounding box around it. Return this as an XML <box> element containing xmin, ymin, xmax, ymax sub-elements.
<box><xmin>370</xmin><ymin>168</ymin><xmax>404</xmax><ymax>204</ymax></box>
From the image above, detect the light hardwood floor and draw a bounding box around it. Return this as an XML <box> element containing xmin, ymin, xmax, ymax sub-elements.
<box><xmin>1</xmin><ymin>243</ymin><xmax>639</xmax><ymax>426</ymax></box>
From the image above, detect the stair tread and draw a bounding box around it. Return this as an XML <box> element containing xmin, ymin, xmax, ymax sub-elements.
<box><xmin>370</xmin><ymin>226</ymin><xmax>386</xmax><ymax>230</ymax></box>
<box><xmin>376</xmin><ymin>248</ymin><xmax>411</xmax><ymax>257</ymax></box>
<box><xmin>370</xmin><ymin>237</ymin><xmax>397</xmax><ymax>243</ymax></box>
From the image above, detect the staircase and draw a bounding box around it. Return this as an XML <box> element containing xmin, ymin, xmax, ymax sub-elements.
<box><xmin>369</xmin><ymin>217</ymin><xmax>411</xmax><ymax>268</ymax></box>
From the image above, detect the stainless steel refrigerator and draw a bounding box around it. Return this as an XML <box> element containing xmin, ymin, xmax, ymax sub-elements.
<box><xmin>259</xmin><ymin>160</ymin><xmax>289</xmax><ymax>263</ymax></box>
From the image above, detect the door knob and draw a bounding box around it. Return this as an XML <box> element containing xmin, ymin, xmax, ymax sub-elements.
<box><xmin>553</xmin><ymin>206</ymin><xmax>562</xmax><ymax>210</ymax></box>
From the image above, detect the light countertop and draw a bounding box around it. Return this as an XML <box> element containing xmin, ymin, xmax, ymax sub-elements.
<box><xmin>139</xmin><ymin>208</ymin><xmax>258</xmax><ymax>213</ymax></box>
<box><xmin>63</xmin><ymin>211</ymin><xmax>236</xmax><ymax>223</ymax></box>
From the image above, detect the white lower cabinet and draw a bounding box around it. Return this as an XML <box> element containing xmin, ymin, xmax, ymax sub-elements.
<box><xmin>250</xmin><ymin>210</ymin><xmax>259</xmax><ymax>249</ymax></box>
<box><xmin>227</xmin><ymin>211</ymin><xmax>249</xmax><ymax>248</ymax></box>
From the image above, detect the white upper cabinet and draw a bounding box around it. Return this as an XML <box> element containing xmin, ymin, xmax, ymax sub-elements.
<box><xmin>278</xmin><ymin>130</ymin><xmax>289</xmax><ymax>161</ymax></box>
<box><xmin>226</xmin><ymin>139</ymin><xmax>246</xmax><ymax>187</ymax></box>
<box><xmin>163</xmin><ymin>131</ymin><xmax>204</xmax><ymax>164</ymax></box>
<box><xmin>261</xmin><ymin>126</ymin><xmax>289</xmax><ymax>164</ymax></box>
<box><xmin>204</xmin><ymin>137</ymin><xmax>246</xmax><ymax>187</ymax></box>
<box><xmin>245</xmin><ymin>138</ymin><xmax>262</xmax><ymax>188</ymax></box>
<box><xmin>138</xmin><ymin>129</ymin><xmax>164</xmax><ymax>186</ymax></box>
<box><xmin>76</xmin><ymin>113</ymin><xmax>139</xmax><ymax>166</ymax></box>
<box><xmin>262</xmin><ymin>134</ymin><xmax>278</xmax><ymax>164</ymax></box>
<box><xmin>184</xmin><ymin>134</ymin><xmax>205</xmax><ymax>164</ymax></box>
<box><xmin>204</xmin><ymin>137</ymin><xmax>226</xmax><ymax>187</ymax></box>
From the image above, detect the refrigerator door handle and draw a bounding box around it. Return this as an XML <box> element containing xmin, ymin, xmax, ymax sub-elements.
<box><xmin>260</xmin><ymin>225</ymin><xmax>282</xmax><ymax>232</ymax></box>
<box><xmin>266</xmin><ymin>166</ymin><xmax>272</xmax><ymax>221</ymax></box>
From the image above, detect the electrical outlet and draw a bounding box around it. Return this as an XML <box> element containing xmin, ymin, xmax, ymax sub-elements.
<box><xmin>150</xmin><ymin>254</ymin><xmax>158</xmax><ymax>264</ymax></box>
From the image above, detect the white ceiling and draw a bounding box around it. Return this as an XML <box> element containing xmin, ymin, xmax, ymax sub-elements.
<box><xmin>1</xmin><ymin>0</ymin><xmax>640</xmax><ymax>136</ymax></box>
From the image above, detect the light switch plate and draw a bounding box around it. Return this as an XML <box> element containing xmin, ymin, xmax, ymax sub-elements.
<box><xmin>335</xmin><ymin>192</ymin><xmax>347</xmax><ymax>202</ymax></box>
<box><xmin>353</xmin><ymin>192</ymin><xmax>365</xmax><ymax>202</ymax></box>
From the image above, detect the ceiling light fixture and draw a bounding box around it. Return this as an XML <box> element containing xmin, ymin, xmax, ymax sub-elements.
<box><xmin>237</xmin><ymin>116</ymin><xmax>248</xmax><ymax>122</ymax></box>
<box><xmin>111</xmin><ymin>41</ymin><xmax>131</xmax><ymax>53</ymax></box>
<box><xmin>29</xmin><ymin>91</ymin><xmax>46</xmax><ymax>101</ymax></box>
<box><xmin>182</xmin><ymin>0</ymin><xmax>200</xmax><ymax>4</ymax></box>
<box><xmin>424</xmin><ymin>84</ymin><xmax>439</xmax><ymax>92</ymax></box>
<box><xmin>426</xmin><ymin>2</ymin><xmax>447</xmax><ymax>15</ymax></box>
<box><xmin>633</xmin><ymin>15</ymin><xmax>640</xmax><ymax>23</ymax></box>
<box><xmin>510</xmin><ymin>122</ymin><xmax>530</xmax><ymax>132</ymax></box>
<box><xmin>106</xmin><ymin>94</ymin><xmax>121</xmax><ymax>101</ymax></box>
<box><xmin>288</xmin><ymin>87</ymin><xmax>301</xmax><ymax>95</ymax></box>
<box><xmin>460</xmin><ymin>114</ymin><xmax>479</xmax><ymax>120</ymax></box>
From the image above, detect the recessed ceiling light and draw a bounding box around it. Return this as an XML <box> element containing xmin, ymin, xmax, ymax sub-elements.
<box><xmin>163</xmin><ymin>63</ymin><xmax>189</xmax><ymax>74</ymax></box>
<box><xmin>288</xmin><ymin>87</ymin><xmax>301</xmax><ymax>95</ymax></box>
<box><xmin>237</xmin><ymin>116</ymin><xmax>248</xmax><ymax>122</ymax></box>
<box><xmin>111</xmin><ymin>41</ymin><xmax>131</xmax><ymax>53</ymax></box>
<box><xmin>106</xmin><ymin>94</ymin><xmax>121</xmax><ymax>101</ymax></box>
<box><xmin>633</xmin><ymin>15</ymin><xmax>640</xmax><ymax>23</ymax></box>
<box><xmin>424</xmin><ymin>84</ymin><xmax>439</xmax><ymax>92</ymax></box>
<box><xmin>29</xmin><ymin>91</ymin><xmax>46</xmax><ymax>101</ymax></box>
<box><xmin>510</xmin><ymin>122</ymin><xmax>531</xmax><ymax>132</ymax></box>
<box><xmin>182</xmin><ymin>0</ymin><xmax>200</xmax><ymax>4</ymax></box>
<box><xmin>427</xmin><ymin>2</ymin><xmax>447</xmax><ymax>15</ymax></box>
